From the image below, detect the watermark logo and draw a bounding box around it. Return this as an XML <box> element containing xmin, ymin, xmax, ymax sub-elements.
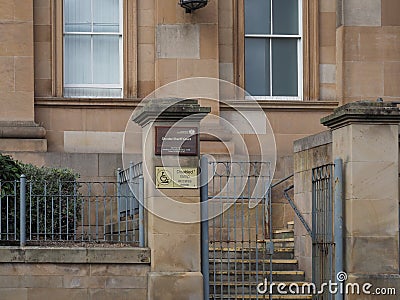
<box><xmin>257</xmin><ymin>272</ymin><xmax>396</xmax><ymax>296</ymax></box>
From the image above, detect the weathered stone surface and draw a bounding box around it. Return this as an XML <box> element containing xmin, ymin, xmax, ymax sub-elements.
<box><xmin>156</xmin><ymin>25</ymin><xmax>200</xmax><ymax>59</ymax></box>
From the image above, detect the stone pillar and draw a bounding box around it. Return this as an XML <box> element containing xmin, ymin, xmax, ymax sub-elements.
<box><xmin>0</xmin><ymin>0</ymin><xmax>46</xmax><ymax>152</ymax></box>
<box><xmin>132</xmin><ymin>98</ymin><xmax>210</xmax><ymax>300</ymax></box>
<box><xmin>322</xmin><ymin>101</ymin><xmax>400</xmax><ymax>296</ymax></box>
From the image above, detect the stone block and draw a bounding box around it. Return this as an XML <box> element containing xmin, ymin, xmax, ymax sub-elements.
<box><xmin>23</xmin><ymin>275</ymin><xmax>63</xmax><ymax>288</ymax></box>
<box><xmin>0</xmin><ymin>288</ymin><xmax>27</xmax><ymax>300</ymax></box>
<box><xmin>384</xmin><ymin>62</ymin><xmax>400</xmax><ymax>97</ymax></box>
<box><xmin>343</xmin><ymin>0</ymin><xmax>381</xmax><ymax>26</ymax></box>
<box><xmin>345</xmin><ymin>161</ymin><xmax>398</xmax><ymax>201</ymax></box>
<box><xmin>200</xmin><ymin>24</ymin><xmax>218</xmax><ymax>59</ymax></box>
<box><xmin>155</xmin><ymin>59</ymin><xmax>177</xmax><ymax>88</ymax></box>
<box><xmin>344</xmin><ymin>62</ymin><xmax>384</xmax><ymax>98</ymax></box>
<box><xmin>319</xmin><ymin>0</ymin><xmax>336</xmax><ymax>12</ymax></box>
<box><xmin>320</xmin><ymin>46</ymin><xmax>336</xmax><ymax>64</ymax></box>
<box><xmin>156</xmin><ymin>0</ymin><xmax>176</xmax><ymax>24</ymax></box>
<box><xmin>89</xmin><ymin>288</ymin><xmax>147</xmax><ymax>300</ymax></box>
<box><xmin>86</xmin><ymin>248</ymin><xmax>150</xmax><ymax>264</ymax></box>
<box><xmin>0</xmin><ymin>1</ymin><xmax>14</xmax><ymax>20</ymax></box>
<box><xmin>14</xmin><ymin>0</ymin><xmax>33</xmax><ymax>22</ymax></box>
<box><xmin>63</xmin><ymin>276</ymin><xmax>105</xmax><ymax>289</ymax></box>
<box><xmin>15</xmin><ymin>57</ymin><xmax>34</xmax><ymax>92</ymax></box>
<box><xmin>320</xmin><ymin>64</ymin><xmax>336</xmax><ymax>84</ymax></box>
<box><xmin>319</xmin><ymin>12</ymin><xmax>336</xmax><ymax>47</ymax></box>
<box><xmin>34</xmin><ymin>25</ymin><xmax>51</xmax><ymax>43</ymax></box>
<box><xmin>105</xmin><ymin>276</ymin><xmax>147</xmax><ymax>289</ymax></box>
<box><xmin>32</xmin><ymin>3</ymin><xmax>51</xmax><ymax>25</ymax></box>
<box><xmin>177</xmin><ymin>58</ymin><xmax>218</xmax><ymax>78</ymax></box>
<box><xmin>60</xmin><ymin>153</ymin><xmax>99</xmax><ymax>177</ymax></box>
<box><xmin>156</xmin><ymin>24</ymin><xmax>200</xmax><ymax>59</ymax></box>
<box><xmin>320</xmin><ymin>83</ymin><xmax>336</xmax><ymax>100</ymax></box>
<box><xmin>28</xmin><ymin>288</ymin><xmax>88</xmax><ymax>300</ymax></box>
<box><xmin>0</xmin><ymin>23</ymin><xmax>33</xmax><ymax>56</ymax></box>
<box><xmin>90</xmin><ymin>265</ymin><xmax>149</xmax><ymax>277</ymax></box>
<box><xmin>219</xmin><ymin>63</ymin><xmax>234</xmax><ymax>82</ymax></box>
<box><xmin>346</xmin><ymin>199</ymin><xmax>398</xmax><ymax>236</ymax></box>
<box><xmin>346</xmin><ymin>236</ymin><xmax>399</xmax><ymax>274</ymax></box>
<box><xmin>382</xmin><ymin>0</ymin><xmax>400</xmax><ymax>26</ymax></box>
<box><xmin>64</xmin><ymin>131</ymin><xmax>124</xmax><ymax>154</ymax></box>
<box><xmin>0</xmin><ymin>139</ymin><xmax>47</xmax><ymax>152</ymax></box>
<box><xmin>0</xmin><ymin>56</ymin><xmax>14</xmax><ymax>92</ymax></box>
<box><xmin>148</xmin><ymin>233</ymin><xmax>200</xmax><ymax>272</ymax></box>
<box><xmin>147</xmin><ymin>272</ymin><xmax>203</xmax><ymax>300</ymax></box>
<box><xmin>350</xmin><ymin>124</ymin><xmax>398</xmax><ymax>162</ymax></box>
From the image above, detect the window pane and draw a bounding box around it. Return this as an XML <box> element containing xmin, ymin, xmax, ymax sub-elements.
<box><xmin>64</xmin><ymin>0</ymin><xmax>91</xmax><ymax>32</ymax></box>
<box><xmin>64</xmin><ymin>35</ymin><xmax>92</xmax><ymax>84</ymax></box>
<box><xmin>245</xmin><ymin>38</ymin><xmax>270</xmax><ymax>96</ymax></box>
<box><xmin>93</xmin><ymin>0</ymin><xmax>120</xmax><ymax>32</ymax></box>
<box><xmin>93</xmin><ymin>35</ymin><xmax>120</xmax><ymax>84</ymax></box>
<box><xmin>272</xmin><ymin>0</ymin><xmax>299</xmax><ymax>35</ymax></box>
<box><xmin>272</xmin><ymin>39</ymin><xmax>298</xmax><ymax>96</ymax></box>
<box><xmin>244</xmin><ymin>0</ymin><xmax>271</xmax><ymax>34</ymax></box>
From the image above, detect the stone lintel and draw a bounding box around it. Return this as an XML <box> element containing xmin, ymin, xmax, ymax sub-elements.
<box><xmin>132</xmin><ymin>98</ymin><xmax>211</xmax><ymax>127</ymax></box>
<box><xmin>321</xmin><ymin>101</ymin><xmax>400</xmax><ymax>129</ymax></box>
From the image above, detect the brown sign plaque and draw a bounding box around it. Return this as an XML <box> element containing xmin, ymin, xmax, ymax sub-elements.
<box><xmin>155</xmin><ymin>126</ymin><xmax>198</xmax><ymax>156</ymax></box>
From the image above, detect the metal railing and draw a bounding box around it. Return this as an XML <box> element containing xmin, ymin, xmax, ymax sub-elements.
<box><xmin>0</xmin><ymin>162</ymin><xmax>145</xmax><ymax>247</ymax></box>
<box><xmin>312</xmin><ymin>163</ymin><xmax>334</xmax><ymax>300</ymax></box>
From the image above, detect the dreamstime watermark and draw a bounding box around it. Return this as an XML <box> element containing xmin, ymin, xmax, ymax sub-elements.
<box><xmin>257</xmin><ymin>272</ymin><xmax>396</xmax><ymax>296</ymax></box>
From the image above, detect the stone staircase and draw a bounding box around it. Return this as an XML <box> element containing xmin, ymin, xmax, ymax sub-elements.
<box><xmin>209</xmin><ymin>221</ymin><xmax>312</xmax><ymax>299</ymax></box>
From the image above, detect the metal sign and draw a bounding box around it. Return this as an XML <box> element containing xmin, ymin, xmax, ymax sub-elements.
<box><xmin>155</xmin><ymin>167</ymin><xmax>198</xmax><ymax>189</ymax></box>
<box><xmin>155</xmin><ymin>126</ymin><xmax>198</xmax><ymax>156</ymax></box>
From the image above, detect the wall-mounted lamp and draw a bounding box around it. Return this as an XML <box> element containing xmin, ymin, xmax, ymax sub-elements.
<box><xmin>179</xmin><ymin>0</ymin><xmax>208</xmax><ymax>13</ymax></box>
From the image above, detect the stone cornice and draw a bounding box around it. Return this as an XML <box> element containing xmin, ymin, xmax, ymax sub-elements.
<box><xmin>131</xmin><ymin>98</ymin><xmax>211</xmax><ymax>127</ymax></box>
<box><xmin>321</xmin><ymin>101</ymin><xmax>400</xmax><ymax>129</ymax></box>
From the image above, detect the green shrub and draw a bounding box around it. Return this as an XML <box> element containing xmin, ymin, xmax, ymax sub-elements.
<box><xmin>0</xmin><ymin>153</ymin><xmax>81</xmax><ymax>241</ymax></box>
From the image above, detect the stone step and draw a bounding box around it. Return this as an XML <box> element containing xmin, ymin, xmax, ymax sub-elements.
<box><xmin>271</xmin><ymin>238</ymin><xmax>294</xmax><ymax>249</ymax></box>
<box><xmin>209</xmin><ymin>247</ymin><xmax>294</xmax><ymax>260</ymax></box>
<box><xmin>209</xmin><ymin>259</ymin><xmax>298</xmax><ymax>271</ymax></box>
<box><xmin>287</xmin><ymin>221</ymin><xmax>294</xmax><ymax>230</ymax></box>
<box><xmin>210</xmin><ymin>270</ymin><xmax>306</xmax><ymax>282</ymax></box>
<box><xmin>272</xmin><ymin>229</ymin><xmax>294</xmax><ymax>240</ymax></box>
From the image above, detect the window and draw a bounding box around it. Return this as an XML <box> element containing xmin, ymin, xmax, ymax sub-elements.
<box><xmin>244</xmin><ymin>0</ymin><xmax>302</xmax><ymax>99</ymax></box>
<box><xmin>63</xmin><ymin>0</ymin><xmax>123</xmax><ymax>98</ymax></box>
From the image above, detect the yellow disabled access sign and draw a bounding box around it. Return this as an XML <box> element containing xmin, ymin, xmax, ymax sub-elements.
<box><xmin>156</xmin><ymin>167</ymin><xmax>198</xmax><ymax>189</ymax></box>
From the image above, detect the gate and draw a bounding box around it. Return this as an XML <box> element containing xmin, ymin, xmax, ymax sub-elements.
<box><xmin>312</xmin><ymin>164</ymin><xmax>334</xmax><ymax>299</ymax></box>
<box><xmin>201</xmin><ymin>157</ymin><xmax>273</xmax><ymax>300</ymax></box>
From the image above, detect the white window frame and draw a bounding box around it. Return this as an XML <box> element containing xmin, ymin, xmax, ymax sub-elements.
<box><xmin>244</xmin><ymin>0</ymin><xmax>303</xmax><ymax>101</ymax></box>
<box><xmin>63</xmin><ymin>0</ymin><xmax>124</xmax><ymax>98</ymax></box>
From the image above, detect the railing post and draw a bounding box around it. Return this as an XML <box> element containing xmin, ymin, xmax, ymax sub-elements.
<box><xmin>200</xmin><ymin>156</ymin><xmax>209</xmax><ymax>300</ymax></box>
<box><xmin>20</xmin><ymin>175</ymin><xmax>26</xmax><ymax>247</ymax></box>
<box><xmin>334</xmin><ymin>158</ymin><xmax>344</xmax><ymax>300</ymax></box>
<box><xmin>138</xmin><ymin>175</ymin><xmax>145</xmax><ymax>247</ymax></box>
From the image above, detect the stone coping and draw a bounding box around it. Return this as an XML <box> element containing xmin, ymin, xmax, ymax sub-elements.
<box><xmin>0</xmin><ymin>247</ymin><xmax>150</xmax><ymax>264</ymax></box>
<box><xmin>294</xmin><ymin>130</ymin><xmax>332</xmax><ymax>153</ymax></box>
<box><xmin>321</xmin><ymin>101</ymin><xmax>400</xmax><ymax>129</ymax></box>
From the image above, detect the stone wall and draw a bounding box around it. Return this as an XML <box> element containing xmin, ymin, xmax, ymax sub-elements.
<box><xmin>0</xmin><ymin>247</ymin><xmax>150</xmax><ymax>300</ymax></box>
<box><xmin>293</xmin><ymin>130</ymin><xmax>332</xmax><ymax>281</ymax></box>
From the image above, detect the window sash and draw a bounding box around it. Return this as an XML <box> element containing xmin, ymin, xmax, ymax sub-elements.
<box><xmin>244</xmin><ymin>0</ymin><xmax>303</xmax><ymax>100</ymax></box>
<box><xmin>63</xmin><ymin>0</ymin><xmax>123</xmax><ymax>98</ymax></box>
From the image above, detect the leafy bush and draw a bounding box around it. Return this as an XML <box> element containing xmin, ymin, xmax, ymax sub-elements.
<box><xmin>0</xmin><ymin>153</ymin><xmax>81</xmax><ymax>241</ymax></box>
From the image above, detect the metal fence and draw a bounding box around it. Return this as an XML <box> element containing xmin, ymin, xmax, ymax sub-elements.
<box><xmin>202</xmin><ymin>159</ymin><xmax>273</xmax><ymax>300</ymax></box>
<box><xmin>0</xmin><ymin>162</ymin><xmax>144</xmax><ymax>247</ymax></box>
<box><xmin>312</xmin><ymin>164</ymin><xmax>334</xmax><ymax>300</ymax></box>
